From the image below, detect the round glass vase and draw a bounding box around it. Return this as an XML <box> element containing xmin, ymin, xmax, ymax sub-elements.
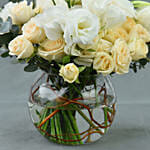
<box><xmin>28</xmin><ymin>72</ymin><xmax>117</xmax><ymax>145</ymax></box>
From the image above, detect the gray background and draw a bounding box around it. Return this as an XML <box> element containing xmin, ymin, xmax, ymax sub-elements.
<box><xmin>0</xmin><ymin>0</ymin><xmax>150</xmax><ymax>150</ymax></box>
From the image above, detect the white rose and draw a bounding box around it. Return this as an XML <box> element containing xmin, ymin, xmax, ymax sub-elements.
<box><xmin>97</xmin><ymin>39</ymin><xmax>113</xmax><ymax>53</ymax></box>
<box><xmin>8</xmin><ymin>35</ymin><xmax>34</xmax><ymax>59</ymax></box>
<box><xmin>128</xmin><ymin>38</ymin><xmax>148</xmax><ymax>61</ymax></box>
<box><xmin>137</xmin><ymin>6</ymin><xmax>150</xmax><ymax>32</ymax></box>
<box><xmin>129</xmin><ymin>24</ymin><xmax>150</xmax><ymax>43</ymax></box>
<box><xmin>10</xmin><ymin>1</ymin><xmax>35</xmax><ymax>25</ymax></box>
<box><xmin>38</xmin><ymin>38</ymin><xmax>65</xmax><ymax>61</ymax></box>
<box><xmin>112</xmin><ymin>39</ymin><xmax>132</xmax><ymax>74</ymax></box>
<box><xmin>22</xmin><ymin>19</ymin><xmax>46</xmax><ymax>43</ymax></box>
<box><xmin>104</xmin><ymin>26</ymin><xmax>128</xmax><ymax>43</ymax></box>
<box><xmin>93</xmin><ymin>52</ymin><xmax>114</xmax><ymax>75</ymax></box>
<box><xmin>33</xmin><ymin>6</ymin><xmax>67</xmax><ymax>41</ymax></box>
<box><xmin>35</xmin><ymin>0</ymin><xmax>68</xmax><ymax>12</ymax></box>
<box><xmin>0</xmin><ymin>2</ymin><xmax>16</xmax><ymax>22</ymax></box>
<box><xmin>82</xmin><ymin>0</ymin><xmax>136</xmax><ymax>28</ymax></box>
<box><xmin>64</xmin><ymin>8</ymin><xmax>99</xmax><ymax>46</ymax></box>
<box><xmin>122</xmin><ymin>17</ymin><xmax>136</xmax><ymax>33</ymax></box>
<box><xmin>59</xmin><ymin>63</ymin><xmax>79</xmax><ymax>83</ymax></box>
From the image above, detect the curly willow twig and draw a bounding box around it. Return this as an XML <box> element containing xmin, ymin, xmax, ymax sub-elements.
<box><xmin>30</xmin><ymin>73</ymin><xmax>116</xmax><ymax>143</ymax></box>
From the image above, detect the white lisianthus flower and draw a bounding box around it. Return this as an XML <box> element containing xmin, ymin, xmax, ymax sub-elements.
<box><xmin>82</xmin><ymin>0</ymin><xmax>136</xmax><ymax>28</ymax></box>
<box><xmin>128</xmin><ymin>38</ymin><xmax>148</xmax><ymax>61</ymax></box>
<box><xmin>10</xmin><ymin>1</ymin><xmax>35</xmax><ymax>25</ymax></box>
<box><xmin>72</xmin><ymin>36</ymin><xmax>99</xmax><ymax>66</ymax></box>
<box><xmin>64</xmin><ymin>44</ymin><xmax>81</xmax><ymax>56</ymax></box>
<box><xmin>93</xmin><ymin>52</ymin><xmax>115</xmax><ymax>75</ymax></box>
<box><xmin>64</xmin><ymin>8</ymin><xmax>99</xmax><ymax>46</ymax></box>
<box><xmin>0</xmin><ymin>2</ymin><xmax>16</xmax><ymax>22</ymax></box>
<box><xmin>33</xmin><ymin>6</ymin><xmax>67</xmax><ymax>41</ymax></box>
<box><xmin>74</xmin><ymin>57</ymin><xmax>93</xmax><ymax>67</ymax></box>
<box><xmin>112</xmin><ymin>39</ymin><xmax>132</xmax><ymax>74</ymax></box>
<box><xmin>137</xmin><ymin>6</ymin><xmax>150</xmax><ymax>32</ymax></box>
<box><xmin>35</xmin><ymin>0</ymin><xmax>68</xmax><ymax>12</ymax></box>
<box><xmin>8</xmin><ymin>35</ymin><xmax>34</xmax><ymax>59</ymax></box>
<box><xmin>22</xmin><ymin>19</ymin><xmax>46</xmax><ymax>43</ymax></box>
<box><xmin>64</xmin><ymin>36</ymin><xmax>99</xmax><ymax>67</ymax></box>
<box><xmin>64</xmin><ymin>36</ymin><xmax>99</xmax><ymax>56</ymax></box>
<box><xmin>67</xmin><ymin>45</ymin><xmax>97</xmax><ymax>67</ymax></box>
<box><xmin>59</xmin><ymin>63</ymin><xmax>79</xmax><ymax>83</ymax></box>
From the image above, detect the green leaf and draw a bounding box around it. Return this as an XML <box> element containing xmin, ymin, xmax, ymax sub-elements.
<box><xmin>52</xmin><ymin>0</ymin><xmax>56</xmax><ymax>5</ymax></box>
<box><xmin>75</xmin><ymin>44</ymin><xmax>84</xmax><ymax>51</ymax></box>
<box><xmin>87</xmin><ymin>49</ymin><xmax>96</xmax><ymax>52</ymax></box>
<box><xmin>71</xmin><ymin>0</ymin><xmax>76</xmax><ymax>6</ymax></box>
<box><xmin>65</xmin><ymin>0</ymin><xmax>71</xmax><ymax>8</ymax></box>
<box><xmin>24</xmin><ymin>63</ymin><xmax>38</xmax><ymax>72</ymax></box>
<box><xmin>58</xmin><ymin>64</ymin><xmax>62</xmax><ymax>68</ymax></box>
<box><xmin>130</xmin><ymin>62</ymin><xmax>137</xmax><ymax>73</ymax></box>
<box><xmin>35</xmin><ymin>109</ymin><xmax>41</xmax><ymax>118</ymax></box>
<box><xmin>11</xmin><ymin>25</ymin><xmax>20</xmax><ymax>34</ymax></box>
<box><xmin>147</xmin><ymin>43</ymin><xmax>150</xmax><ymax>59</ymax></box>
<box><xmin>0</xmin><ymin>33</ymin><xmax>14</xmax><ymax>45</ymax></box>
<box><xmin>25</xmin><ymin>51</ymin><xmax>37</xmax><ymax>63</ymax></box>
<box><xmin>139</xmin><ymin>59</ymin><xmax>148</xmax><ymax>66</ymax></box>
<box><xmin>75</xmin><ymin>78</ymin><xmax>80</xmax><ymax>84</ymax></box>
<box><xmin>0</xmin><ymin>18</ymin><xmax>3</xmax><ymax>24</ymax></box>
<box><xmin>79</xmin><ymin>66</ymin><xmax>86</xmax><ymax>73</ymax></box>
<box><xmin>132</xmin><ymin>1</ymin><xmax>150</xmax><ymax>8</ymax></box>
<box><xmin>0</xmin><ymin>50</ymin><xmax>9</xmax><ymax>58</ymax></box>
<box><xmin>62</xmin><ymin>55</ymin><xmax>71</xmax><ymax>64</ymax></box>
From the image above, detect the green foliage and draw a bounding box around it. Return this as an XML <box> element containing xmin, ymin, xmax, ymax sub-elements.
<box><xmin>52</xmin><ymin>0</ymin><xmax>56</xmax><ymax>5</ymax></box>
<box><xmin>0</xmin><ymin>16</ymin><xmax>20</xmax><ymax>57</ymax></box>
<box><xmin>147</xmin><ymin>43</ymin><xmax>150</xmax><ymax>59</ymax></box>
<box><xmin>9</xmin><ymin>0</ymin><xmax>24</xmax><ymax>2</ymax></box>
<box><xmin>65</xmin><ymin>0</ymin><xmax>81</xmax><ymax>8</ymax></box>
<box><xmin>87</xmin><ymin>49</ymin><xmax>96</xmax><ymax>52</ymax></box>
<box><xmin>130</xmin><ymin>59</ymin><xmax>149</xmax><ymax>73</ymax></box>
<box><xmin>62</xmin><ymin>55</ymin><xmax>71</xmax><ymax>64</ymax></box>
<box><xmin>8</xmin><ymin>0</ymin><xmax>35</xmax><ymax>3</ymax></box>
<box><xmin>132</xmin><ymin>0</ymin><xmax>150</xmax><ymax>8</ymax></box>
<box><xmin>75</xmin><ymin>44</ymin><xmax>84</xmax><ymax>51</ymax></box>
<box><xmin>24</xmin><ymin>63</ymin><xmax>38</xmax><ymax>72</ymax></box>
<box><xmin>79</xmin><ymin>66</ymin><xmax>86</xmax><ymax>73</ymax></box>
<box><xmin>0</xmin><ymin>50</ymin><xmax>9</xmax><ymax>58</ymax></box>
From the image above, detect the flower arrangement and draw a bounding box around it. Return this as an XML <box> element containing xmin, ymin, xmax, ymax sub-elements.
<box><xmin>0</xmin><ymin>0</ymin><xmax>150</xmax><ymax>145</ymax></box>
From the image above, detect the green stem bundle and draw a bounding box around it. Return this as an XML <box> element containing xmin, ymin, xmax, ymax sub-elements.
<box><xmin>37</xmin><ymin>108</ymin><xmax>83</xmax><ymax>145</ymax></box>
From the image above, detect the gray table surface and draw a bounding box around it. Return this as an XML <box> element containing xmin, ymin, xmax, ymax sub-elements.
<box><xmin>0</xmin><ymin>0</ymin><xmax>150</xmax><ymax>150</ymax></box>
<box><xmin>0</xmin><ymin>57</ymin><xmax>150</xmax><ymax>150</ymax></box>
